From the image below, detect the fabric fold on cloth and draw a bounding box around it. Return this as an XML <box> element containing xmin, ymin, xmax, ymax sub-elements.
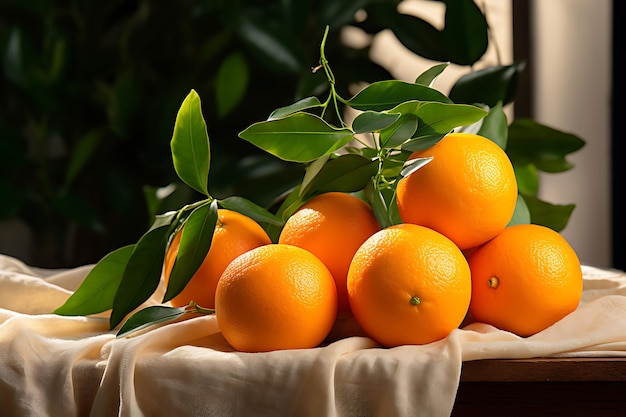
<box><xmin>1</xmin><ymin>254</ymin><xmax>626</xmax><ymax>417</ymax></box>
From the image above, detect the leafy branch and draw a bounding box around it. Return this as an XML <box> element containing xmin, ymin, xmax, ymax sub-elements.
<box><xmin>53</xmin><ymin>26</ymin><xmax>585</xmax><ymax>338</ymax></box>
<box><xmin>54</xmin><ymin>90</ymin><xmax>282</xmax><ymax>332</ymax></box>
<box><xmin>241</xmin><ymin>26</ymin><xmax>488</xmax><ymax>228</ymax></box>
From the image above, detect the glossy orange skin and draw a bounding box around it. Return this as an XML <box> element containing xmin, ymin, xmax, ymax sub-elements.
<box><xmin>396</xmin><ymin>132</ymin><xmax>518</xmax><ymax>250</ymax></box>
<box><xmin>215</xmin><ymin>244</ymin><xmax>337</xmax><ymax>352</ymax></box>
<box><xmin>347</xmin><ymin>223</ymin><xmax>471</xmax><ymax>347</ymax></box>
<box><xmin>468</xmin><ymin>224</ymin><xmax>583</xmax><ymax>337</ymax></box>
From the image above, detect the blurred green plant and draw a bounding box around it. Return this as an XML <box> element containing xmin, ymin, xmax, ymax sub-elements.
<box><xmin>1</xmin><ymin>0</ymin><xmax>583</xmax><ymax>267</ymax></box>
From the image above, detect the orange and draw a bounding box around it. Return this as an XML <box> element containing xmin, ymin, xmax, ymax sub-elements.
<box><xmin>395</xmin><ymin>132</ymin><xmax>518</xmax><ymax>250</ymax></box>
<box><xmin>467</xmin><ymin>223</ymin><xmax>583</xmax><ymax>337</ymax></box>
<box><xmin>347</xmin><ymin>223</ymin><xmax>471</xmax><ymax>347</ymax></box>
<box><xmin>163</xmin><ymin>209</ymin><xmax>271</xmax><ymax>309</ymax></box>
<box><xmin>278</xmin><ymin>192</ymin><xmax>381</xmax><ymax>312</ymax></box>
<box><xmin>215</xmin><ymin>243</ymin><xmax>337</xmax><ymax>352</ymax></box>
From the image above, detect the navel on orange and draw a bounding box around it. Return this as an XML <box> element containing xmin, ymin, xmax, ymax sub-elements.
<box><xmin>395</xmin><ymin>132</ymin><xmax>518</xmax><ymax>250</ymax></box>
<box><xmin>278</xmin><ymin>192</ymin><xmax>381</xmax><ymax>312</ymax></box>
<box><xmin>347</xmin><ymin>223</ymin><xmax>471</xmax><ymax>347</ymax></box>
<box><xmin>163</xmin><ymin>209</ymin><xmax>271</xmax><ymax>309</ymax></box>
<box><xmin>215</xmin><ymin>244</ymin><xmax>337</xmax><ymax>352</ymax></box>
<box><xmin>467</xmin><ymin>224</ymin><xmax>583</xmax><ymax>336</ymax></box>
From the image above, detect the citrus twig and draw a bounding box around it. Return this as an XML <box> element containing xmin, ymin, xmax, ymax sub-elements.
<box><xmin>318</xmin><ymin>26</ymin><xmax>346</xmax><ymax>128</ymax></box>
<box><xmin>188</xmin><ymin>301</ymin><xmax>216</xmax><ymax>315</ymax></box>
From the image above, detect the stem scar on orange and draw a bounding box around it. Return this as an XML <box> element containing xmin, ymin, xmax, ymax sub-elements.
<box><xmin>215</xmin><ymin>243</ymin><xmax>337</xmax><ymax>352</ymax></box>
<box><xmin>396</xmin><ymin>132</ymin><xmax>518</xmax><ymax>250</ymax></box>
<box><xmin>278</xmin><ymin>192</ymin><xmax>381</xmax><ymax>312</ymax></box>
<box><xmin>467</xmin><ymin>224</ymin><xmax>583</xmax><ymax>337</ymax></box>
<box><xmin>163</xmin><ymin>209</ymin><xmax>272</xmax><ymax>309</ymax></box>
<box><xmin>347</xmin><ymin>223</ymin><xmax>471</xmax><ymax>347</ymax></box>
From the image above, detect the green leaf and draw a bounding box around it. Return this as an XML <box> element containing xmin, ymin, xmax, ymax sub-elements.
<box><xmin>382</xmin><ymin>100</ymin><xmax>487</xmax><ymax>142</ymax></box>
<box><xmin>449</xmin><ymin>62</ymin><xmax>526</xmax><ymax>107</ymax></box>
<box><xmin>274</xmin><ymin>184</ymin><xmax>306</xmax><ymax>224</ymax></box>
<box><xmin>162</xmin><ymin>200</ymin><xmax>218</xmax><ymax>303</ymax></box>
<box><xmin>365</xmin><ymin>0</ymin><xmax>487</xmax><ymax>66</ymax></box>
<box><xmin>352</xmin><ymin>111</ymin><xmax>401</xmax><ymax>133</ymax></box>
<box><xmin>513</xmin><ymin>163</ymin><xmax>539</xmax><ymax>196</ymax></box>
<box><xmin>401</xmin><ymin>134</ymin><xmax>446</xmax><ymax>152</ymax></box>
<box><xmin>380</xmin><ymin>114</ymin><xmax>419</xmax><ymax>148</ymax></box>
<box><xmin>400</xmin><ymin>156</ymin><xmax>433</xmax><ymax>178</ymax></box>
<box><xmin>442</xmin><ymin>0</ymin><xmax>489</xmax><ymax>65</ymax></box>
<box><xmin>477</xmin><ymin>101</ymin><xmax>508</xmax><ymax>150</ymax></box>
<box><xmin>507</xmin><ymin>118</ymin><xmax>586</xmax><ymax>173</ymax></box>
<box><xmin>300</xmin><ymin>155</ymin><xmax>329</xmax><ymax>195</ymax></box>
<box><xmin>365</xmin><ymin>180</ymin><xmax>391</xmax><ymax>229</ymax></box>
<box><xmin>300</xmin><ymin>154</ymin><xmax>379</xmax><ymax>199</ymax></box>
<box><xmin>523</xmin><ymin>194</ymin><xmax>576</xmax><ymax>232</ymax></box>
<box><xmin>507</xmin><ymin>194</ymin><xmax>531</xmax><ymax>227</ymax></box>
<box><xmin>383</xmin><ymin>186</ymin><xmax>403</xmax><ymax>226</ymax></box>
<box><xmin>216</xmin><ymin>52</ymin><xmax>249</xmax><ymax>118</ymax></box>
<box><xmin>238</xmin><ymin>112</ymin><xmax>354</xmax><ymax>163</ymax></box>
<box><xmin>384</xmin><ymin>10</ymin><xmax>450</xmax><ymax>63</ymax></box>
<box><xmin>415</xmin><ymin>62</ymin><xmax>449</xmax><ymax>87</ymax></box>
<box><xmin>347</xmin><ymin>80</ymin><xmax>452</xmax><ymax>112</ymax></box>
<box><xmin>415</xmin><ymin>101</ymin><xmax>488</xmax><ymax>136</ymax></box>
<box><xmin>54</xmin><ymin>245</ymin><xmax>135</xmax><ymax>316</ymax></box>
<box><xmin>218</xmin><ymin>196</ymin><xmax>283</xmax><ymax>226</ymax></box>
<box><xmin>116</xmin><ymin>305</ymin><xmax>190</xmax><ymax>338</ymax></box>
<box><xmin>110</xmin><ymin>224</ymin><xmax>171</xmax><ymax>329</ymax></box>
<box><xmin>364</xmin><ymin>180</ymin><xmax>402</xmax><ymax>228</ymax></box>
<box><xmin>268</xmin><ymin>96</ymin><xmax>322</xmax><ymax>121</ymax></box>
<box><xmin>171</xmin><ymin>90</ymin><xmax>210</xmax><ymax>196</ymax></box>
<box><xmin>386</xmin><ymin>100</ymin><xmax>421</xmax><ymax>115</ymax></box>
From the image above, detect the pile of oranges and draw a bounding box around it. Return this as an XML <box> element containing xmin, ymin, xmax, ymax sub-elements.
<box><xmin>163</xmin><ymin>132</ymin><xmax>583</xmax><ymax>352</ymax></box>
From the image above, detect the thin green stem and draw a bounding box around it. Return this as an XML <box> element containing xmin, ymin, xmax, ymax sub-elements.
<box><xmin>319</xmin><ymin>26</ymin><xmax>335</xmax><ymax>86</ymax></box>
<box><xmin>320</xmin><ymin>91</ymin><xmax>333</xmax><ymax>120</ymax></box>
<box><xmin>188</xmin><ymin>301</ymin><xmax>216</xmax><ymax>315</ymax></box>
<box><xmin>318</xmin><ymin>26</ymin><xmax>346</xmax><ymax>128</ymax></box>
<box><xmin>173</xmin><ymin>197</ymin><xmax>213</xmax><ymax>225</ymax></box>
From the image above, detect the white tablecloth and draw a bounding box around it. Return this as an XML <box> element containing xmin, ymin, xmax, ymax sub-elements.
<box><xmin>1</xmin><ymin>254</ymin><xmax>626</xmax><ymax>417</ymax></box>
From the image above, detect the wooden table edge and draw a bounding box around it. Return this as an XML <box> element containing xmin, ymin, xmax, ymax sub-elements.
<box><xmin>460</xmin><ymin>357</ymin><xmax>626</xmax><ymax>382</ymax></box>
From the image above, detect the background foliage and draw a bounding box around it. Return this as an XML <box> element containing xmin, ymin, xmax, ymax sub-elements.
<box><xmin>0</xmin><ymin>0</ymin><xmax>583</xmax><ymax>268</ymax></box>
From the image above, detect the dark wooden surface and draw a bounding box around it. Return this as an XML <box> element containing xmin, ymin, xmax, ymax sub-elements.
<box><xmin>452</xmin><ymin>358</ymin><xmax>626</xmax><ymax>416</ymax></box>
